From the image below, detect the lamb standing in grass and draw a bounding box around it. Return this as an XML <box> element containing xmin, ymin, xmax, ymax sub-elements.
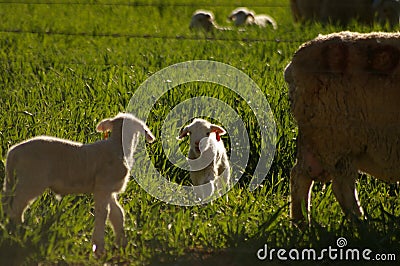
<box><xmin>285</xmin><ymin>31</ymin><xmax>400</xmax><ymax>222</ymax></box>
<box><xmin>178</xmin><ymin>119</ymin><xmax>230</xmax><ymax>200</ymax></box>
<box><xmin>2</xmin><ymin>113</ymin><xmax>155</xmax><ymax>257</ymax></box>
<box><xmin>228</xmin><ymin>7</ymin><xmax>277</xmax><ymax>30</ymax></box>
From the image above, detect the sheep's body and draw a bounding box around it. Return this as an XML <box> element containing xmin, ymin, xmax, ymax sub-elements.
<box><xmin>189</xmin><ymin>10</ymin><xmax>225</xmax><ymax>32</ymax></box>
<box><xmin>228</xmin><ymin>7</ymin><xmax>277</xmax><ymax>29</ymax></box>
<box><xmin>285</xmin><ymin>31</ymin><xmax>400</xmax><ymax>221</ymax></box>
<box><xmin>179</xmin><ymin>119</ymin><xmax>230</xmax><ymax>200</ymax></box>
<box><xmin>290</xmin><ymin>0</ymin><xmax>400</xmax><ymax>26</ymax></box>
<box><xmin>3</xmin><ymin>113</ymin><xmax>155</xmax><ymax>256</ymax></box>
<box><xmin>320</xmin><ymin>0</ymin><xmax>373</xmax><ymax>25</ymax></box>
<box><xmin>290</xmin><ymin>0</ymin><xmax>320</xmax><ymax>22</ymax></box>
<box><xmin>374</xmin><ymin>0</ymin><xmax>400</xmax><ymax>27</ymax></box>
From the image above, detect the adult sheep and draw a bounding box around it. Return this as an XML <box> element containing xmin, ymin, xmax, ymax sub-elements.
<box><xmin>373</xmin><ymin>0</ymin><xmax>400</xmax><ymax>28</ymax></box>
<box><xmin>290</xmin><ymin>0</ymin><xmax>321</xmax><ymax>22</ymax></box>
<box><xmin>291</xmin><ymin>0</ymin><xmax>400</xmax><ymax>26</ymax></box>
<box><xmin>285</xmin><ymin>31</ymin><xmax>400</xmax><ymax>222</ymax></box>
<box><xmin>2</xmin><ymin>113</ymin><xmax>155</xmax><ymax>257</ymax></box>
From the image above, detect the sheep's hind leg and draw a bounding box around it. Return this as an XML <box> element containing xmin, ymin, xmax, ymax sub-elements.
<box><xmin>290</xmin><ymin>162</ymin><xmax>314</xmax><ymax>223</ymax></box>
<box><xmin>8</xmin><ymin>182</ymin><xmax>46</xmax><ymax>223</ymax></box>
<box><xmin>92</xmin><ymin>192</ymin><xmax>111</xmax><ymax>258</ymax></box>
<box><xmin>109</xmin><ymin>194</ymin><xmax>127</xmax><ymax>248</ymax></box>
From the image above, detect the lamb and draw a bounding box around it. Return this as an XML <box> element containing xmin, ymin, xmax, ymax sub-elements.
<box><xmin>178</xmin><ymin>118</ymin><xmax>230</xmax><ymax>201</ymax></box>
<box><xmin>290</xmin><ymin>0</ymin><xmax>400</xmax><ymax>26</ymax></box>
<box><xmin>2</xmin><ymin>113</ymin><xmax>155</xmax><ymax>257</ymax></box>
<box><xmin>228</xmin><ymin>7</ymin><xmax>277</xmax><ymax>30</ymax></box>
<box><xmin>285</xmin><ymin>31</ymin><xmax>400</xmax><ymax>222</ymax></box>
<box><xmin>189</xmin><ymin>10</ymin><xmax>226</xmax><ymax>32</ymax></box>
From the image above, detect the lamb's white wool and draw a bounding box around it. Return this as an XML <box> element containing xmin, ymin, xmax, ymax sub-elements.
<box><xmin>228</xmin><ymin>7</ymin><xmax>277</xmax><ymax>29</ymax></box>
<box><xmin>2</xmin><ymin>113</ymin><xmax>155</xmax><ymax>257</ymax></box>
<box><xmin>178</xmin><ymin>118</ymin><xmax>230</xmax><ymax>201</ymax></box>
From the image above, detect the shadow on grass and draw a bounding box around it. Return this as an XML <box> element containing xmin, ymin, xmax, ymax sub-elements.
<box><xmin>149</xmin><ymin>205</ymin><xmax>400</xmax><ymax>266</ymax></box>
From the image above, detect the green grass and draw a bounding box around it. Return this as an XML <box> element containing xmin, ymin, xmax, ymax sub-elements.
<box><xmin>1</xmin><ymin>0</ymin><xmax>400</xmax><ymax>265</ymax></box>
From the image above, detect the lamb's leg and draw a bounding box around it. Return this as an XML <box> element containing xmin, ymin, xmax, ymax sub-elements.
<box><xmin>331</xmin><ymin>170</ymin><xmax>364</xmax><ymax>218</ymax></box>
<box><xmin>108</xmin><ymin>194</ymin><xmax>127</xmax><ymax>248</ymax></box>
<box><xmin>8</xmin><ymin>182</ymin><xmax>46</xmax><ymax>223</ymax></box>
<box><xmin>92</xmin><ymin>192</ymin><xmax>111</xmax><ymax>257</ymax></box>
<box><xmin>290</xmin><ymin>162</ymin><xmax>314</xmax><ymax>222</ymax></box>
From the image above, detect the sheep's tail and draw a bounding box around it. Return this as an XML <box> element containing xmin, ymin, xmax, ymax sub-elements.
<box><xmin>2</xmin><ymin>149</ymin><xmax>17</xmax><ymax>216</ymax></box>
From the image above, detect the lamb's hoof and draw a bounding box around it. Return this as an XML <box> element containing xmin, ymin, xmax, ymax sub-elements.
<box><xmin>92</xmin><ymin>244</ymin><xmax>106</xmax><ymax>259</ymax></box>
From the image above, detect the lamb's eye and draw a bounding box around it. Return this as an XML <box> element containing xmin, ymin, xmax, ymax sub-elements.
<box><xmin>206</xmin><ymin>132</ymin><xmax>210</xmax><ymax>136</ymax></box>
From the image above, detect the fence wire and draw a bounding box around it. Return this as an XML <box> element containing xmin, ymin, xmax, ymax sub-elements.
<box><xmin>0</xmin><ymin>1</ymin><xmax>290</xmax><ymax>7</ymax></box>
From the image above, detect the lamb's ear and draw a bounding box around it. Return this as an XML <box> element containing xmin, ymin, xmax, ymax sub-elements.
<box><xmin>178</xmin><ymin>126</ymin><xmax>190</xmax><ymax>139</ymax></box>
<box><xmin>96</xmin><ymin>118</ymin><xmax>113</xmax><ymax>132</ymax></box>
<box><xmin>142</xmin><ymin>126</ymin><xmax>155</xmax><ymax>143</ymax></box>
<box><xmin>248</xmin><ymin>12</ymin><xmax>255</xmax><ymax>21</ymax></box>
<box><xmin>210</xmin><ymin>124</ymin><xmax>226</xmax><ymax>135</ymax></box>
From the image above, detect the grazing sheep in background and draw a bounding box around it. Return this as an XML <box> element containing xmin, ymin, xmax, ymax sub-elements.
<box><xmin>319</xmin><ymin>0</ymin><xmax>374</xmax><ymax>25</ymax></box>
<box><xmin>228</xmin><ymin>7</ymin><xmax>277</xmax><ymax>30</ymax></box>
<box><xmin>178</xmin><ymin>119</ymin><xmax>230</xmax><ymax>200</ymax></box>
<box><xmin>189</xmin><ymin>10</ymin><xmax>226</xmax><ymax>32</ymax></box>
<box><xmin>285</xmin><ymin>31</ymin><xmax>400</xmax><ymax>222</ymax></box>
<box><xmin>290</xmin><ymin>0</ymin><xmax>400</xmax><ymax>26</ymax></box>
<box><xmin>290</xmin><ymin>0</ymin><xmax>320</xmax><ymax>22</ymax></box>
<box><xmin>373</xmin><ymin>0</ymin><xmax>400</xmax><ymax>28</ymax></box>
<box><xmin>2</xmin><ymin>113</ymin><xmax>155</xmax><ymax>257</ymax></box>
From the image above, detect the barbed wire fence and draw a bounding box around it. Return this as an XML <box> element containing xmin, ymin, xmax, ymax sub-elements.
<box><xmin>0</xmin><ymin>1</ymin><xmax>307</xmax><ymax>43</ymax></box>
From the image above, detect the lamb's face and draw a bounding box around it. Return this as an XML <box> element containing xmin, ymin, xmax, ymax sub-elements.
<box><xmin>179</xmin><ymin>119</ymin><xmax>226</xmax><ymax>157</ymax></box>
<box><xmin>229</xmin><ymin>10</ymin><xmax>248</xmax><ymax>25</ymax></box>
<box><xmin>190</xmin><ymin>12</ymin><xmax>215</xmax><ymax>31</ymax></box>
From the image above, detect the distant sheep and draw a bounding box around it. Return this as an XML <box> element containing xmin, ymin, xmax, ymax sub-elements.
<box><xmin>290</xmin><ymin>0</ymin><xmax>400</xmax><ymax>26</ymax></box>
<box><xmin>228</xmin><ymin>7</ymin><xmax>277</xmax><ymax>30</ymax></box>
<box><xmin>2</xmin><ymin>113</ymin><xmax>155</xmax><ymax>257</ymax></box>
<box><xmin>178</xmin><ymin>119</ymin><xmax>230</xmax><ymax>200</ymax></box>
<box><xmin>189</xmin><ymin>10</ymin><xmax>227</xmax><ymax>32</ymax></box>
<box><xmin>285</xmin><ymin>31</ymin><xmax>400</xmax><ymax>222</ymax></box>
<box><xmin>290</xmin><ymin>0</ymin><xmax>320</xmax><ymax>22</ymax></box>
<box><xmin>373</xmin><ymin>0</ymin><xmax>400</xmax><ymax>28</ymax></box>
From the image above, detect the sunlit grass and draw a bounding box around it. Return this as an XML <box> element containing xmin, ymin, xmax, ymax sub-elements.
<box><xmin>1</xmin><ymin>0</ymin><xmax>400</xmax><ymax>265</ymax></box>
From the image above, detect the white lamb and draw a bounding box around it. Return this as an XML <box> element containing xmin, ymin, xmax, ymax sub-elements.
<box><xmin>189</xmin><ymin>10</ymin><xmax>228</xmax><ymax>32</ymax></box>
<box><xmin>178</xmin><ymin>119</ymin><xmax>230</xmax><ymax>201</ymax></box>
<box><xmin>2</xmin><ymin>113</ymin><xmax>155</xmax><ymax>257</ymax></box>
<box><xmin>228</xmin><ymin>7</ymin><xmax>278</xmax><ymax>30</ymax></box>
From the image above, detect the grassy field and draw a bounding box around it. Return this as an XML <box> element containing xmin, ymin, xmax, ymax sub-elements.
<box><xmin>1</xmin><ymin>0</ymin><xmax>400</xmax><ymax>265</ymax></box>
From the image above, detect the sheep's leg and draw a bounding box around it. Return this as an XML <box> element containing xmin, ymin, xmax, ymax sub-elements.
<box><xmin>108</xmin><ymin>194</ymin><xmax>127</xmax><ymax>248</ymax></box>
<box><xmin>290</xmin><ymin>162</ymin><xmax>314</xmax><ymax>222</ymax></box>
<box><xmin>331</xmin><ymin>172</ymin><xmax>364</xmax><ymax>218</ymax></box>
<box><xmin>92</xmin><ymin>192</ymin><xmax>111</xmax><ymax>257</ymax></box>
